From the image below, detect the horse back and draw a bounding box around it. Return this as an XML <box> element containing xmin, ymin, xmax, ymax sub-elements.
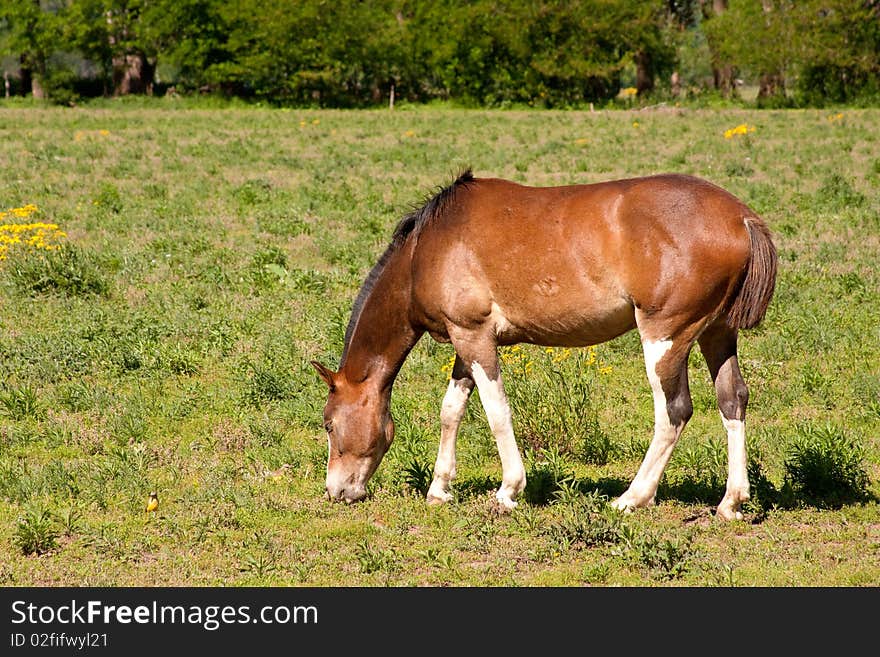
<box><xmin>410</xmin><ymin>174</ymin><xmax>758</xmax><ymax>346</ymax></box>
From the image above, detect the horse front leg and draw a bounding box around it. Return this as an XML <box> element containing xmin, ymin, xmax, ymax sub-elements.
<box><xmin>427</xmin><ymin>356</ymin><xmax>474</xmax><ymax>505</ymax></box>
<box><xmin>471</xmin><ymin>358</ymin><xmax>526</xmax><ymax>510</ymax></box>
<box><xmin>447</xmin><ymin>332</ymin><xmax>525</xmax><ymax>509</ymax></box>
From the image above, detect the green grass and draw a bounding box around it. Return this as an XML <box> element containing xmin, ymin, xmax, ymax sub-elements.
<box><xmin>0</xmin><ymin>101</ymin><xmax>878</xmax><ymax>586</ymax></box>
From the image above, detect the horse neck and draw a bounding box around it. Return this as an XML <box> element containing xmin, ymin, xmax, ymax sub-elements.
<box><xmin>339</xmin><ymin>241</ymin><xmax>420</xmax><ymax>392</ymax></box>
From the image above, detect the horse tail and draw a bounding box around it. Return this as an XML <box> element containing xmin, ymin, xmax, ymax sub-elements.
<box><xmin>726</xmin><ymin>216</ymin><xmax>778</xmax><ymax>330</ymax></box>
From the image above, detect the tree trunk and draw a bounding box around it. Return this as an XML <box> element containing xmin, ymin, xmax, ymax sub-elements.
<box><xmin>31</xmin><ymin>74</ymin><xmax>46</xmax><ymax>100</ymax></box>
<box><xmin>713</xmin><ymin>64</ymin><xmax>736</xmax><ymax>97</ymax></box>
<box><xmin>634</xmin><ymin>51</ymin><xmax>654</xmax><ymax>96</ymax></box>
<box><xmin>756</xmin><ymin>1</ymin><xmax>784</xmax><ymax>101</ymax></box>
<box><xmin>708</xmin><ymin>0</ymin><xmax>737</xmax><ymax>98</ymax></box>
<box><xmin>113</xmin><ymin>51</ymin><xmax>155</xmax><ymax>96</ymax></box>
<box><xmin>19</xmin><ymin>54</ymin><xmax>32</xmax><ymax>97</ymax></box>
<box><xmin>758</xmin><ymin>72</ymin><xmax>784</xmax><ymax>99</ymax></box>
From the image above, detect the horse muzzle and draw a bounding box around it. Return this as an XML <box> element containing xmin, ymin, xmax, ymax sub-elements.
<box><xmin>326</xmin><ymin>481</ymin><xmax>368</xmax><ymax>504</ymax></box>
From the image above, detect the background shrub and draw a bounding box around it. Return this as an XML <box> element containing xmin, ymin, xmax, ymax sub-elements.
<box><xmin>4</xmin><ymin>246</ymin><xmax>109</xmax><ymax>297</ymax></box>
<box><xmin>783</xmin><ymin>424</ymin><xmax>872</xmax><ymax>509</ymax></box>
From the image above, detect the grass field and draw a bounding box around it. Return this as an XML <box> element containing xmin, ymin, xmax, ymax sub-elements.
<box><xmin>0</xmin><ymin>100</ymin><xmax>878</xmax><ymax>586</ymax></box>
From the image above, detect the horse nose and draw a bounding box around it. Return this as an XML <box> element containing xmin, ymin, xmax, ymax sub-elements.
<box><xmin>326</xmin><ymin>483</ymin><xmax>366</xmax><ymax>503</ymax></box>
<box><xmin>326</xmin><ymin>483</ymin><xmax>344</xmax><ymax>502</ymax></box>
<box><xmin>344</xmin><ymin>487</ymin><xmax>368</xmax><ymax>503</ymax></box>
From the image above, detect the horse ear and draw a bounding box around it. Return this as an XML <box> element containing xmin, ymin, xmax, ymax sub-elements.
<box><xmin>310</xmin><ymin>360</ymin><xmax>337</xmax><ymax>391</ymax></box>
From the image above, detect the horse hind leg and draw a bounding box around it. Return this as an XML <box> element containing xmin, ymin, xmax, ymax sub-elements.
<box><xmin>698</xmin><ymin>322</ymin><xmax>750</xmax><ymax>521</ymax></box>
<box><xmin>427</xmin><ymin>356</ymin><xmax>474</xmax><ymax>505</ymax></box>
<box><xmin>613</xmin><ymin>330</ymin><xmax>695</xmax><ymax>513</ymax></box>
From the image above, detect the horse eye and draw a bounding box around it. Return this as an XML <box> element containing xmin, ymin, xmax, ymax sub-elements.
<box><xmin>324</xmin><ymin>421</ymin><xmax>334</xmax><ymax>434</ymax></box>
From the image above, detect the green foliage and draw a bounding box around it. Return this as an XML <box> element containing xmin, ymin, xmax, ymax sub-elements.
<box><xmin>55</xmin><ymin>506</ymin><xmax>84</xmax><ymax>537</ymax></box>
<box><xmin>0</xmin><ymin>0</ymin><xmax>63</xmax><ymax>97</ymax></box>
<box><xmin>793</xmin><ymin>1</ymin><xmax>880</xmax><ymax>104</ymax></box>
<box><xmin>783</xmin><ymin>424</ymin><xmax>872</xmax><ymax>509</ymax></box>
<box><xmin>523</xmin><ymin>446</ymin><xmax>575</xmax><ymax>506</ymax></box>
<box><xmin>239</xmin><ymin>553</ymin><xmax>278</xmax><ymax>577</ymax></box>
<box><xmin>3</xmin><ymin>0</ymin><xmax>878</xmax><ymax>105</ymax></box>
<box><xmin>242</xmin><ymin>362</ymin><xmax>293</xmax><ymax>406</ymax></box>
<box><xmin>0</xmin><ymin>0</ymin><xmax>683</xmax><ymax>106</ymax></box>
<box><xmin>14</xmin><ymin>506</ymin><xmax>59</xmax><ymax>556</ymax></box>
<box><xmin>815</xmin><ymin>174</ymin><xmax>866</xmax><ymax>210</ymax></box>
<box><xmin>503</xmin><ymin>346</ymin><xmax>614</xmax><ymax>461</ymax></box>
<box><xmin>355</xmin><ymin>540</ymin><xmax>398</xmax><ymax>574</ymax></box>
<box><xmin>249</xmin><ymin>245</ymin><xmax>288</xmax><ymax>290</ymax></box>
<box><xmin>0</xmin><ymin>384</ymin><xmax>44</xmax><ymax>420</ymax></box>
<box><xmin>3</xmin><ymin>246</ymin><xmax>109</xmax><ymax>297</ymax></box>
<box><xmin>622</xmin><ymin>529</ymin><xmax>696</xmax><ymax>580</ymax></box>
<box><xmin>542</xmin><ymin>491</ymin><xmax>625</xmax><ymax>550</ymax></box>
<box><xmin>703</xmin><ymin>0</ymin><xmax>880</xmax><ymax>104</ymax></box>
<box><xmin>96</xmin><ymin>183</ymin><xmax>124</xmax><ymax>214</ymax></box>
<box><xmin>402</xmin><ymin>458</ymin><xmax>433</xmax><ymax>497</ymax></box>
<box><xmin>40</xmin><ymin>64</ymin><xmax>81</xmax><ymax>106</ymax></box>
<box><xmin>743</xmin><ymin>457</ymin><xmax>780</xmax><ymax>517</ymax></box>
<box><xmin>672</xmin><ymin>436</ymin><xmax>727</xmax><ymax>489</ymax></box>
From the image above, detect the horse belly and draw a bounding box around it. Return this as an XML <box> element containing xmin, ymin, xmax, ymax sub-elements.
<box><xmin>493</xmin><ymin>285</ymin><xmax>636</xmax><ymax>347</ymax></box>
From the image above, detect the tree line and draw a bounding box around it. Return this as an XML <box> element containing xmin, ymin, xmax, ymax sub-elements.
<box><xmin>2</xmin><ymin>0</ymin><xmax>878</xmax><ymax>107</ymax></box>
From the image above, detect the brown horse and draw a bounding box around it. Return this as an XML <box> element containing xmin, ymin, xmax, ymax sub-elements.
<box><xmin>311</xmin><ymin>170</ymin><xmax>777</xmax><ymax>520</ymax></box>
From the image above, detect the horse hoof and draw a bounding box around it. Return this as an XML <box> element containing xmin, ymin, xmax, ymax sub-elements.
<box><xmin>426</xmin><ymin>491</ymin><xmax>452</xmax><ymax>505</ymax></box>
<box><xmin>493</xmin><ymin>493</ymin><xmax>518</xmax><ymax>511</ymax></box>
<box><xmin>716</xmin><ymin>505</ymin><xmax>744</xmax><ymax>522</ymax></box>
<box><xmin>611</xmin><ymin>498</ymin><xmax>635</xmax><ymax>514</ymax></box>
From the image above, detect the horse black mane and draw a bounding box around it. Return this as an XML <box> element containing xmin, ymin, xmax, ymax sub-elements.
<box><xmin>390</xmin><ymin>168</ymin><xmax>474</xmax><ymax>246</ymax></box>
<box><xmin>340</xmin><ymin>168</ymin><xmax>475</xmax><ymax>364</ymax></box>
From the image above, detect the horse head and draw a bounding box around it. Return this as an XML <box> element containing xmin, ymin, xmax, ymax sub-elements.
<box><xmin>311</xmin><ymin>361</ymin><xmax>395</xmax><ymax>503</ymax></box>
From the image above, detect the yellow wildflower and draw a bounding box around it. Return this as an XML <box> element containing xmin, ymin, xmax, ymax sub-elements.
<box><xmin>621</xmin><ymin>87</ymin><xmax>638</xmax><ymax>97</ymax></box>
<box><xmin>551</xmin><ymin>348</ymin><xmax>572</xmax><ymax>363</ymax></box>
<box><xmin>440</xmin><ymin>355</ymin><xmax>456</xmax><ymax>374</ymax></box>
<box><xmin>723</xmin><ymin>124</ymin><xmax>755</xmax><ymax>139</ymax></box>
<box><xmin>586</xmin><ymin>345</ymin><xmax>597</xmax><ymax>366</ymax></box>
<box><xmin>10</xmin><ymin>204</ymin><xmax>38</xmax><ymax>219</ymax></box>
<box><xmin>74</xmin><ymin>129</ymin><xmax>111</xmax><ymax>141</ymax></box>
<box><xmin>0</xmin><ymin>208</ymin><xmax>66</xmax><ymax>260</ymax></box>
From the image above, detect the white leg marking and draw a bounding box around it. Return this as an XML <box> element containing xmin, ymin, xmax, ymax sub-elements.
<box><xmin>613</xmin><ymin>338</ymin><xmax>684</xmax><ymax>512</ymax></box>
<box><xmin>427</xmin><ymin>378</ymin><xmax>471</xmax><ymax>504</ymax></box>
<box><xmin>717</xmin><ymin>415</ymin><xmax>749</xmax><ymax>521</ymax></box>
<box><xmin>471</xmin><ymin>362</ymin><xmax>525</xmax><ymax>509</ymax></box>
